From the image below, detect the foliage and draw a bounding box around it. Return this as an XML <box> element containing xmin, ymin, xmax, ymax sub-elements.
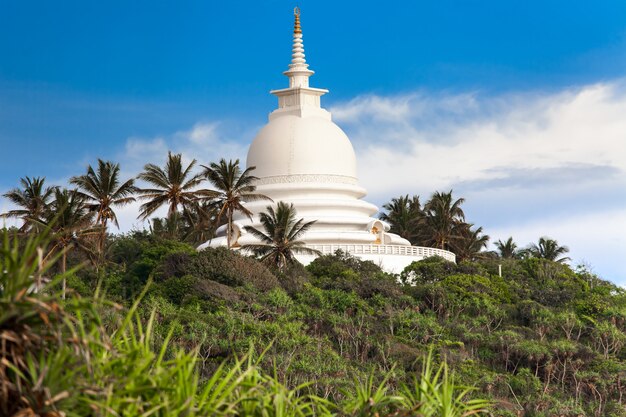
<box><xmin>0</xmin><ymin>229</ymin><xmax>491</xmax><ymax>417</ymax></box>
<box><xmin>70</xmin><ymin>159</ymin><xmax>137</xmax><ymax>230</ymax></box>
<box><xmin>201</xmin><ymin>158</ymin><xmax>269</xmax><ymax>248</ymax></box>
<box><xmin>420</xmin><ymin>190</ymin><xmax>466</xmax><ymax>250</ymax></box>
<box><xmin>188</xmin><ymin>246</ymin><xmax>279</xmax><ymax>291</ymax></box>
<box><xmin>1</xmin><ymin>176</ymin><xmax>56</xmax><ymax>232</ymax></box>
<box><xmin>305</xmin><ymin>251</ymin><xmax>403</xmax><ymax>304</ymax></box>
<box><xmin>451</xmin><ymin>223</ymin><xmax>492</xmax><ymax>262</ymax></box>
<box><xmin>136</xmin><ymin>151</ymin><xmax>206</xmax><ymax>220</ymax></box>
<box><xmin>496</xmin><ymin>237</ymin><xmax>520</xmax><ymax>259</ymax></box>
<box><xmin>523</xmin><ymin>236</ymin><xmax>571</xmax><ymax>263</ymax></box>
<box><xmin>0</xmin><ymin>227</ymin><xmax>91</xmax><ymax>415</ymax></box>
<box><xmin>70</xmin><ymin>159</ymin><xmax>138</xmax><ymax>265</ymax></box>
<box><xmin>380</xmin><ymin>190</ymin><xmax>494</xmax><ymax>261</ymax></box>
<box><xmin>106</xmin><ymin>233</ymin><xmax>196</xmax><ymax>299</ymax></box>
<box><xmin>243</xmin><ymin>202</ymin><xmax>320</xmax><ymax>272</ymax></box>
<box><xmin>379</xmin><ymin>194</ymin><xmax>422</xmax><ymax>243</ymax></box>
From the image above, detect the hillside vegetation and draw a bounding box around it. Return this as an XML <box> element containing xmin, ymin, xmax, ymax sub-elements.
<box><xmin>4</xmin><ymin>228</ymin><xmax>622</xmax><ymax>416</ymax></box>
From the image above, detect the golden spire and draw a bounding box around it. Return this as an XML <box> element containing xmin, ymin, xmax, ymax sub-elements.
<box><xmin>284</xmin><ymin>6</ymin><xmax>314</xmax><ymax>88</ymax></box>
<box><xmin>294</xmin><ymin>7</ymin><xmax>302</xmax><ymax>34</ymax></box>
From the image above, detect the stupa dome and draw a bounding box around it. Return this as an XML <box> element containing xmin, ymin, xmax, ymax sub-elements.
<box><xmin>247</xmin><ymin>114</ymin><xmax>357</xmax><ymax>179</ymax></box>
<box><xmin>198</xmin><ymin>8</ymin><xmax>456</xmax><ymax>272</ymax></box>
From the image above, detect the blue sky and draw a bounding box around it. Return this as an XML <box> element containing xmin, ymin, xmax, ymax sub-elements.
<box><xmin>1</xmin><ymin>1</ymin><xmax>626</xmax><ymax>283</ymax></box>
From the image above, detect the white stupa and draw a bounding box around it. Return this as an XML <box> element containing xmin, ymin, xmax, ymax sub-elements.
<box><xmin>199</xmin><ymin>9</ymin><xmax>455</xmax><ymax>272</ymax></box>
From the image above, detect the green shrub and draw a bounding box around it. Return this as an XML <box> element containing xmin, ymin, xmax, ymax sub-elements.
<box><xmin>307</xmin><ymin>250</ymin><xmax>402</xmax><ymax>300</ymax></box>
<box><xmin>161</xmin><ymin>274</ymin><xmax>199</xmax><ymax>304</ymax></box>
<box><xmin>307</xmin><ymin>250</ymin><xmax>382</xmax><ymax>280</ymax></box>
<box><xmin>400</xmin><ymin>255</ymin><xmax>457</xmax><ymax>285</ymax></box>
<box><xmin>509</xmin><ymin>367</ymin><xmax>542</xmax><ymax>398</ymax></box>
<box><xmin>275</xmin><ymin>261</ymin><xmax>311</xmax><ymax>295</ymax></box>
<box><xmin>193</xmin><ymin>278</ymin><xmax>245</xmax><ymax>304</ymax></box>
<box><xmin>264</xmin><ymin>287</ymin><xmax>294</xmax><ymax>310</ymax></box>
<box><xmin>190</xmin><ymin>247</ymin><xmax>279</xmax><ymax>291</ymax></box>
<box><xmin>107</xmin><ymin>235</ymin><xmax>196</xmax><ymax>299</ymax></box>
<box><xmin>520</xmin><ymin>258</ymin><xmax>589</xmax><ymax>307</ymax></box>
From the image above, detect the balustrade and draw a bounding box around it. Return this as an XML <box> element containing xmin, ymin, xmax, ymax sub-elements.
<box><xmin>307</xmin><ymin>244</ymin><xmax>456</xmax><ymax>262</ymax></box>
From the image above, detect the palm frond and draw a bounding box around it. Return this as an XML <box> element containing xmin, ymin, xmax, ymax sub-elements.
<box><xmin>243</xmin><ymin>201</ymin><xmax>317</xmax><ymax>271</ymax></box>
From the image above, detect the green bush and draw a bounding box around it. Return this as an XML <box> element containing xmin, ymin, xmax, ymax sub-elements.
<box><xmin>307</xmin><ymin>250</ymin><xmax>402</xmax><ymax>300</ymax></box>
<box><xmin>509</xmin><ymin>367</ymin><xmax>542</xmax><ymax>398</ymax></box>
<box><xmin>400</xmin><ymin>255</ymin><xmax>457</xmax><ymax>285</ymax></box>
<box><xmin>190</xmin><ymin>247</ymin><xmax>279</xmax><ymax>291</ymax></box>
<box><xmin>161</xmin><ymin>274</ymin><xmax>199</xmax><ymax>304</ymax></box>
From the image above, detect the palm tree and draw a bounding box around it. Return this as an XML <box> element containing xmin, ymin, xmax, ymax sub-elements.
<box><xmin>148</xmin><ymin>202</ymin><xmax>221</xmax><ymax>244</ymax></box>
<box><xmin>181</xmin><ymin>201</ymin><xmax>222</xmax><ymax>245</ymax></box>
<box><xmin>137</xmin><ymin>152</ymin><xmax>206</xmax><ymax>223</ymax></box>
<box><xmin>495</xmin><ymin>237</ymin><xmax>519</xmax><ymax>259</ymax></box>
<box><xmin>242</xmin><ymin>202</ymin><xmax>320</xmax><ymax>272</ymax></box>
<box><xmin>525</xmin><ymin>237</ymin><xmax>570</xmax><ymax>263</ymax></box>
<box><xmin>149</xmin><ymin>212</ymin><xmax>184</xmax><ymax>241</ymax></box>
<box><xmin>70</xmin><ymin>159</ymin><xmax>137</xmax><ymax>259</ymax></box>
<box><xmin>380</xmin><ymin>194</ymin><xmax>422</xmax><ymax>243</ymax></box>
<box><xmin>43</xmin><ymin>188</ymin><xmax>97</xmax><ymax>298</ymax></box>
<box><xmin>202</xmin><ymin>159</ymin><xmax>270</xmax><ymax>248</ymax></box>
<box><xmin>452</xmin><ymin>223</ymin><xmax>491</xmax><ymax>262</ymax></box>
<box><xmin>1</xmin><ymin>176</ymin><xmax>56</xmax><ymax>232</ymax></box>
<box><xmin>420</xmin><ymin>190</ymin><xmax>466</xmax><ymax>250</ymax></box>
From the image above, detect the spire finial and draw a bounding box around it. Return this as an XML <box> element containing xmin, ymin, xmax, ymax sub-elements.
<box><xmin>294</xmin><ymin>7</ymin><xmax>302</xmax><ymax>34</ymax></box>
<box><xmin>287</xmin><ymin>6</ymin><xmax>311</xmax><ymax>88</ymax></box>
<box><xmin>270</xmin><ymin>7</ymin><xmax>328</xmax><ymax>113</ymax></box>
<box><xmin>289</xmin><ymin>8</ymin><xmax>305</xmax><ymax>68</ymax></box>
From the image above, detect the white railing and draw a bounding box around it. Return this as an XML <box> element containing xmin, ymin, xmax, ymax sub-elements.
<box><xmin>308</xmin><ymin>244</ymin><xmax>456</xmax><ymax>263</ymax></box>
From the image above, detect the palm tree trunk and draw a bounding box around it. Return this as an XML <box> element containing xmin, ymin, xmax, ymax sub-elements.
<box><xmin>98</xmin><ymin>218</ymin><xmax>107</xmax><ymax>271</ymax></box>
<box><xmin>100</xmin><ymin>218</ymin><xmax>106</xmax><ymax>255</ymax></box>
<box><xmin>61</xmin><ymin>250</ymin><xmax>67</xmax><ymax>300</ymax></box>
<box><xmin>226</xmin><ymin>207</ymin><xmax>232</xmax><ymax>248</ymax></box>
<box><xmin>169</xmin><ymin>202</ymin><xmax>178</xmax><ymax>236</ymax></box>
<box><xmin>36</xmin><ymin>246</ymin><xmax>43</xmax><ymax>292</ymax></box>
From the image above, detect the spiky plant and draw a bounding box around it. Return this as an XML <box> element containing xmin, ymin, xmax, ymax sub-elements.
<box><xmin>342</xmin><ymin>370</ymin><xmax>404</xmax><ymax>417</ymax></box>
<box><xmin>0</xmin><ymin>227</ymin><xmax>91</xmax><ymax>416</ymax></box>
<box><xmin>399</xmin><ymin>348</ymin><xmax>491</xmax><ymax>417</ymax></box>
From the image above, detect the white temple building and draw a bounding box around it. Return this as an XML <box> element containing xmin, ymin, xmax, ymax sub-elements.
<box><xmin>199</xmin><ymin>9</ymin><xmax>455</xmax><ymax>272</ymax></box>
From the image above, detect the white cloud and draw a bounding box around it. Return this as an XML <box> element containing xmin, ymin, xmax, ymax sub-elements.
<box><xmin>120</xmin><ymin>122</ymin><xmax>248</xmax><ymax>175</ymax></box>
<box><xmin>331</xmin><ymin>94</ymin><xmax>415</xmax><ymax>123</ymax></box>
<box><xmin>123</xmin><ymin>137</ymin><xmax>169</xmax><ymax>169</ymax></box>
<box><xmin>111</xmin><ymin>200</ymin><xmax>162</xmax><ymax>234</ymax></box>
<box><xmin>333</xmin><ymin>83</ymin><xmax>626</xmax><ymax>196</ymax></box>
<box><xmin>330</xmin><ymin>81</ymin><xmax>626</xmax><ymax>284</ymax></box>
<box><xmin>113</xmin><ymin>121</ymin><xmax>248</xmax><ymax>231</ymax></box>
